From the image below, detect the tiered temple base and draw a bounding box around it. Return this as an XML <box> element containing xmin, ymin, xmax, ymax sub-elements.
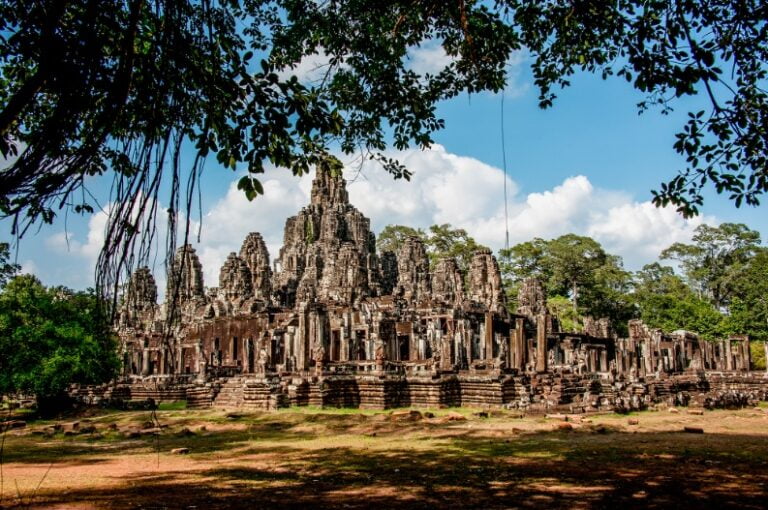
<box><xmin>73</xmin><ymin>370</ymin><xmax>768</xmax><ymax>413</ymax></box>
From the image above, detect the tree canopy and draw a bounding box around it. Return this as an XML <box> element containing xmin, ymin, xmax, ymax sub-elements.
<box><xmin>498</xmin><ymin>234</ymin><xmax>634</xmax><ymax>329</ymax></box>
<box><xmin>1</xmin><ymin>1</ymin><xmax>766</xmax><ymax>300</ymax></box>
<box><xmin>376</xmin><ymin>225</ymin><xmax>426</xmax><ymax>255</ymax></box>
<box><xmin>0</xmin><ymin>275</ymin><xmax>119</xmax><ymax>413</ymax></box>
<box><xmin>378</xmin><ymin>223</ymin><xmax>487</xmax><ymax>272</ymax></box>
<box><xmin>660</xmin><ymin>223</ymin><xmax>761</xmax><ymax>309</ymax></box>
<box><xmin>632</xmin><ymin>262</ymin><xmax>726</xmax><ymax>340</ymax></box>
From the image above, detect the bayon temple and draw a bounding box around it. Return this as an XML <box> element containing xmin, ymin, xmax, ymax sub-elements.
<box><xmin>109</xmin><ymin>168</ymin><xmax>767</xmax><ymax>412</ymax></box>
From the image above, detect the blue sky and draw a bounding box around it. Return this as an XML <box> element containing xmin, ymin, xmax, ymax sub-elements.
<box><xmin>3</xmin><ymin>50</ymin><xmax>766</xmax><ymax>293</ymax></box>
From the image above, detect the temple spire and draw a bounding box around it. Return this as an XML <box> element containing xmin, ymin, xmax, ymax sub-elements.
<box><xmin>310</xmin><ymin>158</ymin><xmax>348</xmax><ymax>207</ymax></box>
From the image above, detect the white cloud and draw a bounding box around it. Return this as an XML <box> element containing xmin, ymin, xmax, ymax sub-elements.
<box><xmin>587</xmin><ymin>201</ymin><xmax>709</xmax><ymax>268</ymax></box>
<box><xmin>406</xmin><ymin>43</ymin><xmax>455</xmax><ymax>76</ymax></box>
<box><xmin>502</xmin><ymin>50</ymin><xmax>530</xmax><ymax>99</ymax></box>
<box><xmin>46</xmin><ymin>231</ymin><xmax>82</xmax><ymax>253</ymax></box>
<box><xmin>20</xmin><ymin>259</ymin><xmax>38</xmax><ymax>276</ymax></box>
<box><xmin>276</xmin><ymin>49</ymin><xmax>342</xmax><ymax>85</ymax></box>
<box><xmin>342</xmin><ymin>145</ymin><xmax>711</xmax><ymax>270</ymax></box>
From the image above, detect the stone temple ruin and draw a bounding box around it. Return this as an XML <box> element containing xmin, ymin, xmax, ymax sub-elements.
<box><xmin>108</xmin><ymin>168</ymin><xmax>768</xmax><ymax>412</ymax></box>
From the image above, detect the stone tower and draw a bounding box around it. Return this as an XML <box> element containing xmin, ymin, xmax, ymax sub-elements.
<box><xmin>467</xmin><ymin>248</ymin><xmax>505</xmax><ymax>313</ymax></box>
<box><xmin>431</xmin><ymin>257</ymin><xmax>464</xmax><ymax>305</ymax></box>
<box><xmin>239</xmin><ymin>232</ymin><xmax>272</xmax><ymax>300</ymax></box>
<box><xmin>166</xmin><ymin>244</ymin><xmax>205</xmax><ymax>303</ymax></box>
<box><xmin>218</xmin><ymin>252</ymin><xmax>253</xmax><ymax>301</ymax></box>
<box><xmin>516</xmin><ymin>277</ymin><xmax>547</xmax><ymax>321</ymax></box>
<box><xmin>395</xmin><ymin>236</ymin><xmax>431</xmax><ymax>303</ymax></box>
<box><xmin>119</xmin><ymin>266</ymin><xmax>157</xmax><ymax>328</ymax></box>
<box><xmin>272</xmin><ymin>166</ymin><xmax>380</xmax><ymax>307</ymax></box>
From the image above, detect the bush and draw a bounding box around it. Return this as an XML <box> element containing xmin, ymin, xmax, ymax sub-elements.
<box><xmin>0</xmin><ymin>275</ymin><xmax>119</xmax><ymax>415</ymax></box>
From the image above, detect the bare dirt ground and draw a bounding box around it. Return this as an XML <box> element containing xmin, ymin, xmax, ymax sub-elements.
<box><xmin>1</xmin><ymin>404</ymin><xmax>768</xmax><ymax>509</ymax></box>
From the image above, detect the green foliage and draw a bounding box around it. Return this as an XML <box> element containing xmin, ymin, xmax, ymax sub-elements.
<box><xmin>0</xmin><ymin>241</ymin><xmax>19</xmax><ymax>287</ymax></box>
<box><xmin>547</xmin><ymin>295</ymin><xmax>581</xmax><ymax>333</ymax></box>
<box><xmin>632</xmin><ymin>266</ymin><xmax>725</xmax><ymax>340</ymax></box>
<box><xmin>661</xmin><ymin>223</ymin><xmax>761</xmax><ymax>309</ymax></box>
<box><xmin>750</xmin><ymin>342</ymin><xmax>766</xmax><ymax>371</ymax></box>
<box><xmin>0</xmin><ymin>275</ymin><xmax>119</xmax><ymax>404</ymax></box>
<box><xmin>635</xmin><ymin>230</ymin><xmax>768</xmax><ymax>344</ymax></box>
<box><xmin>720</xmin><ymin>248</ymin><xmax>768</xmax><ymax>342</ymax></box>
<box><xmin>376</xmin><ymin>225</ymin><xmax>426</xmax><ymax>254</ymax></box>
<box><xmin>499</xmin><ymin>234</ymin><xmax>634</xmax><ymax>330</ymax></box>
<box><xmin>424</xmin><ymin>224</ymin><xmax>486</xmax><ymax>272</ymax></box>
<box><xmin>377</xmin><ymin>223</ymin><xmax>487</xmax><ymax>273</ymax></box>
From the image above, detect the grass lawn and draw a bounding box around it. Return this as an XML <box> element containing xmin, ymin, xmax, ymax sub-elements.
<box><xmin>1</xmin><ymin>405</ymin><xmax>767</xmax><ymax>509</ymax></box>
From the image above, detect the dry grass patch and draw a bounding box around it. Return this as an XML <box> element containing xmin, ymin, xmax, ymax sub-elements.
<box><xmin>0</xmin><ymin>407</ymin><xmax>767</xmax><ymax>509</ymax></box>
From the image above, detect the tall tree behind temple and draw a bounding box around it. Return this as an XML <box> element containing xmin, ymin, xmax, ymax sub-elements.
<box><xmin>722</xmin><ymin>248</ymin><xmax>768</xmax><ymax>343</ymax></box>
<box><xmin>377</xmin><ymin>224</ymin><xmax>488</xmax><ymax>273</ymax></box>
<box><xmin>424</xmin><ymin>224</ymin><xmax>487</xmax><ymax>273</ymax></box>
<box><xmin>376</xmin><ymin>225</ymin><xmax>426</xmax><ymax>255</ymax></box>
<box><xmin>631</xmin><ymin>262</ymin><xmax>725</xmax><ymax>340</ymax></box>
<box><xmin>661</xmin><ymin>223</ymin><xmax>761</xmax><ymax>310</ymax></box>
<box><xmin>499</xmin><ymin>235</ymin><xmax>634</xmax><ymax>332</ymax></box>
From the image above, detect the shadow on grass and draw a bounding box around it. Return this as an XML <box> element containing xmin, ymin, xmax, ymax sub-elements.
<box><xmin>1</xmin><ymin>420</ymin><xmax>317</xmax><ymax>465</ymax></box>
<box><xmin>6</xmin><ymin>427</ymin><xmax>768</xmax><ymax>509</ymax></box>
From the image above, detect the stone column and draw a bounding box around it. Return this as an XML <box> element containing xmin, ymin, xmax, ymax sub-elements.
<box><xmin>298</xmin><ymin>307</ymin><xmax>309</xmax><ymax>370</ymax></box>
<box><xmin>536</xmin><ymin>314</ymin><xmax>547</xmax><ymax>373</ymax></box>
<box><xmin>442</xmin><ymin>331</ymin><xmax>452</xmax><ymax>370</ymax></box>
<box><xmin>514</xmin><ymin>318</ymin><xmax>525</xmax><ymax>370</ymax></box>
<box><xmin>349</xmin><ymin>329</ymin><xmax>358</xmax><ymax>361</ymax></box>
<box><xmin>316</xmin><ymin>311</ymin><xmax>325</xmax><ymax>354</ymax></box>
<box><xmin>340</xmin><ymin>328</ymin><xmax>348</xmax><ymax>361</ymax></box>
<box><xmin>701</xmin><ymin>341</ymin><xmax>710</xmax><ymax>370</ymax></box>
<box><xmin>725</xmin><ymin>339</ymin><xmax>733</xmax><ymax>371</ymax></box>
<box><xmin>649</xmin><ymin>336</ymin><xmax>658</xmax><ymax>375</ymax></box>
<box><xmin>142</xmin><ymin>348</ymin><xmax>149</xmax><ymax>376</ymax></box>
<box><xmin>741</xmin><ymin>337</ymin><xmax>751</xmax><ymax>371</ymax></box>
<box><xmin>712</xmin><ymin>340</ymin><xmax>725</xmax><ymax>370</ymax></box>
<box><xmin>308</xmin><ymin>311</ymin><xmax>317</xmax><ymax>362</ymax></box>
<box><xmin>484</xmin><ymin>312</ymin><xmax>493</xmax><ymax>360</ymax></box>
<box><xmin>693</xmin><ymin>342</ymin><xmax>703</xmax><ymax>371</ymax></box>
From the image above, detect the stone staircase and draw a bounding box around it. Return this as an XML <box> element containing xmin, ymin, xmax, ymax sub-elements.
<box><xmin>186</xmin><ymin>385</ymin><xmax>214</xmax><ymax>409</ymax></box>
<box><xmin>211</xmin><ymin>377</ymin><xmax>245</xmax><ymax>409</ymax></box>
